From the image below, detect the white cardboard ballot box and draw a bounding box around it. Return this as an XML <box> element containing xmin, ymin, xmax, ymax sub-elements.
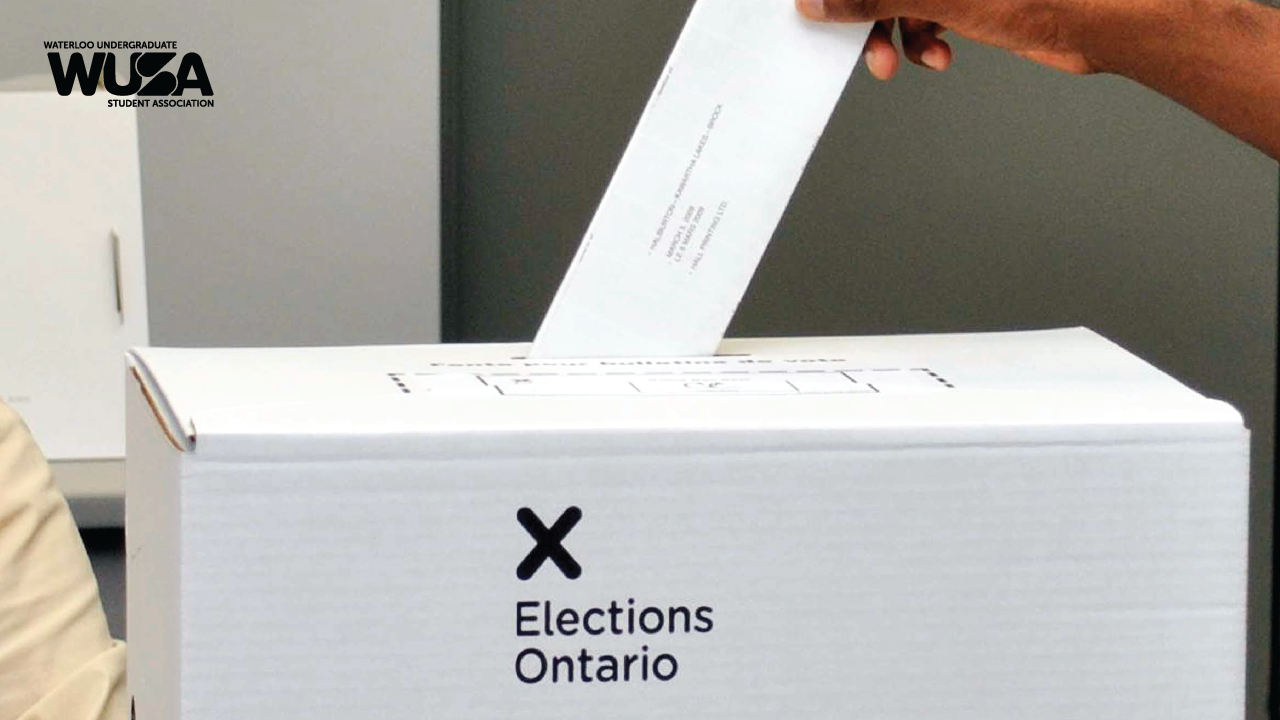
<box><xmin>126</xmin><ymin>328</ymin><xmax>1249</xmax><ymax>720</ymax></box>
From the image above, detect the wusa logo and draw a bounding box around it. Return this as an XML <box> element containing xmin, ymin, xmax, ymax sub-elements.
<box><xmin>44</xmin><ymin>41</ymin><xmax>213</xmax><ymax>108</ymax></box>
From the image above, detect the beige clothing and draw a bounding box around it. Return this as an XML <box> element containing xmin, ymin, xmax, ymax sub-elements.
<box><xmin>0</xmin><ymin>402</ymin><xmax>126</xmax><ymax>720</ymax></box>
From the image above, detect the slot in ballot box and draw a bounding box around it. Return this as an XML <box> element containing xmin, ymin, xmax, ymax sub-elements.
<box><xmin>126</xmin><ymin>328</ymin><xmax>1248</xmax><ymax>720</ymax></box>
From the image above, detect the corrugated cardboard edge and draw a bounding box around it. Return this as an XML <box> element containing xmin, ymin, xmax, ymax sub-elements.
<box><xmin>127</xmin><ymin>352</ymin><xmax>192</xmax><ymax>453</ymax></box>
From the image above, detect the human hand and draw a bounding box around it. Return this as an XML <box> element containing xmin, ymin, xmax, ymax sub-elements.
<box><xmin>794</xmin><ymin>0</ymin><xmax>1128</xmax><ymax>80</ymax></box>
<box><xmin>796</xmin><ymin>0</ymin><xmax>1280</xmax><ymax>160</ymax></box>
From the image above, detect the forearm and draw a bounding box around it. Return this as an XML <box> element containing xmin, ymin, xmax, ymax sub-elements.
<box><xmin>1088</xmin><ymin>0</ymin><xmax>1280</xmax><ymax>159</ymax></box>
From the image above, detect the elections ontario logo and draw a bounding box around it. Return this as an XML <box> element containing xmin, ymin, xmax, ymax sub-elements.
<box><xmin>44</xmin><ymin>41</ymin><xmax>213</xmax><ymax>109</ymax></box>
<box><xmin>512</xmin><ymin>506</ymin><xmax>718</xmax><ymax>686</ymax></box>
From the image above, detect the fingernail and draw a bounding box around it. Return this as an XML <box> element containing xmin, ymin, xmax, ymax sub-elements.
<box><xmin>922</xmin><ymin>47</ymin><xmax>946</xmax><ymax>70</ymax></box>
<box><xmin>797</xmin><ymin>0</ymin><xmax>827</xmax><ymax>20</ymax></box>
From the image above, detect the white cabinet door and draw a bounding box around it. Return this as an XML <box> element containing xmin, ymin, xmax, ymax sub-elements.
<box><xmin>0</xmin><ymin>92</ymin><xmax>148</xmax><ymax>460</ymax></box>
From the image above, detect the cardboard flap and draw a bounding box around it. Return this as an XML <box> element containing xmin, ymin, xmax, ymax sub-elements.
<box><xmin>125</xmin><ymin>329</ymin><xmax>1242</xmax><ymax>458</ymax></box>
<box><xmin>128</xmin><ymin>351</ymin><xmax>194</xmax><ymax>451</ymax></box>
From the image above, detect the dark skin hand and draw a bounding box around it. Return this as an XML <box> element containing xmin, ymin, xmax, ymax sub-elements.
<box><xmin>796</xmin><ymin>0</ymin><xmax>1280</xmax><ymax>160</ymax></box>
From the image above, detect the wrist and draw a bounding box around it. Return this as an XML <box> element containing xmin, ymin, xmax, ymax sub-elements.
<box><xmin>1076</xmin><ymin>0</ymin><xmax>1190</xmax><ymax>77</ymax></box>
<box><xmin>1075</xmin><ymin>0</ymin><xmax>1280</xmax><ymax>159</ymax></box>
<box><xmin>1081</xmin><ymin>0</ymin><xmax>1278</xmax><ymax>78</ymax></box>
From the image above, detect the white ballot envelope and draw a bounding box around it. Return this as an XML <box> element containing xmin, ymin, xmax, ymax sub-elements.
<box><xmin>532</xmin><ymin>0</ymin><xmax>871</xmax><ymax>358</ymax></box>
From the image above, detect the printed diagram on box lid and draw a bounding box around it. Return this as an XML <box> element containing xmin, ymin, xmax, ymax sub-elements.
<box><xmin>387</xmin><ymin>357</ymin><xmax>956</xmax><ymax>398</ymax></box>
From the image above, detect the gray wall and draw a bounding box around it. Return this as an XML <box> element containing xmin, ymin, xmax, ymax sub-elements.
<box><xmin>448</xmin><ymin>2</ymin><xmax>1276</xmax><ymax>717</ymax></box>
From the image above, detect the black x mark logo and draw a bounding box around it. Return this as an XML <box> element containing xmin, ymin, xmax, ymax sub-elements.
<box><xmin>517</xmin><ymin>507</ymin><xmax>582</xmax><ymax>581</ymax></box>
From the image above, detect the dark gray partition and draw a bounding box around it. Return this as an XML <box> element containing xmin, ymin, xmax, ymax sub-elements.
<box><xmin>443</xmin><ymin>3</ymin><xmax>1277</xmax><ymax>717</ymax></box>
